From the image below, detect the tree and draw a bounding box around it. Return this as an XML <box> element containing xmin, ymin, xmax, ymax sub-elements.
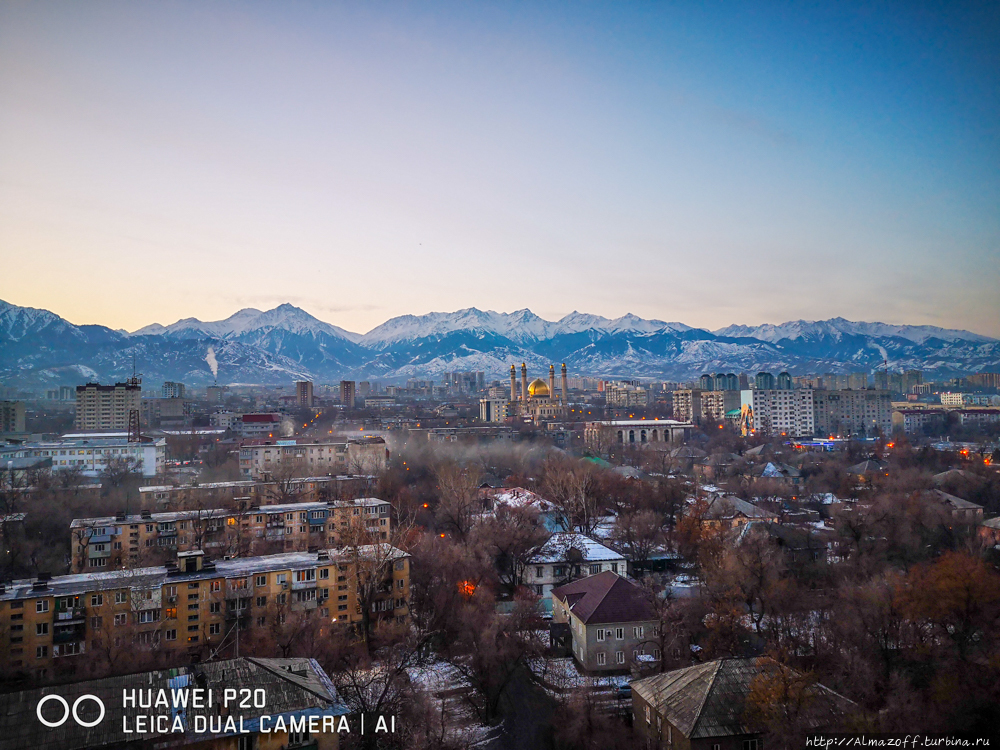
<box><xmin>433</xmin><ymin>463</ymin><xmax>482</xmax><ymax>541</ymax></box>
<box><xmin>541</xmin><ymin>457</ymin><xmax>601</xmax><ymax>535</ymax></box>
<box><xmin>470</xmin><ymin>504</ymin><xmax>548</xmax><ymax>596</ymax></box>
<box><xmin>100</xmin><ymin>455</ymin><xmax>142</xmax><ymax>489</ymax></box>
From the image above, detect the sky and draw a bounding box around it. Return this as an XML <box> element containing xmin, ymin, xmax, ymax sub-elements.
<box><xmin>1</xmin><ymin>1</ymin><xmax>998</xmax><ymax>336</ymax></box>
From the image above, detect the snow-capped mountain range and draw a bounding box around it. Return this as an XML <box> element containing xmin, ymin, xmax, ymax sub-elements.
<box><xmin>1</xmin><ymin>299</ymin><xmax>997</xmax><ymax>388</ymax></box>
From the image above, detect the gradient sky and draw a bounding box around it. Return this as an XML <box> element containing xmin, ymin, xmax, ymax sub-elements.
<box><xmin>1</xmin><ymin>2</ymin><xmax>998</xmax><ymax>336</ymax></box>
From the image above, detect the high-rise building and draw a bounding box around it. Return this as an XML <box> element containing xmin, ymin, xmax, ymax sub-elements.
<box><xmin>741</xmin><ymin>388</ymin><xmax>815</xmax><ymax>436</ymax></box>
<box><xmin>776</xmin><ymin>371</ymin><xmax>793</xmax><ymax>390</ymax></box>
<box><xmin>161</xmin><ymin>381</ymin><xmax>186</xmax><ymax>399</ymax></box>
<box><xmin>340</xmin><ymin>380</ymin><xmax>356</xmax><ymax>408</ymax></box>
<box><xmin>74</xmin><ymin>382</ymin><xmax>141</xmax><ymax>431</ymax></box>
<box><xmin>0</xmin><ymin>401</ymin><xmax>26</xmax><ymax>433</ymax></box>
<box><xmin>673</xmin><ymin>390</ymin><xmax>702</xmax><ymax>423</ymax></box>
<box><xmin>755</xmin><ymin>372</ymin><xmax>776</xmax><ymax>390</ymax></box>
<box><xmin>813</xmin><ymin>389</ymin><xmax>893</xmax><ymax>437</ymax></box>
<box><xmin>848</xmin><ymin>372</ymin><xmax>869</xmax><ymax>390</ymax></box>
<box><xmin>206</xmin><ymin>385</ymin><xmax>227</xmax><ymax>403</ymax></box>
<box><xmin>295</xmin><ymin>380</ymin><xmax>314</xmax><ymax>407</ymax></box>
<box><xmin>480</xmin><ymin>398</ymin><xmax>509</xmax><ymax>423</ymax></box>
<box><xmin>701</xmin><ymin>390</ymin><xmax>741</xmax><ymax>422</ymax></box>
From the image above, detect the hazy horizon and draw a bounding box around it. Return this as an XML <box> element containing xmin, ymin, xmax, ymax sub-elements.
<box><xmin>2</xmin><ymin>3</ymin><xmax>998</xmax><ymax>335</ymax></box>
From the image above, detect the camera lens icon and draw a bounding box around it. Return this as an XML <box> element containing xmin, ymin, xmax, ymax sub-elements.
<box><xmin>36</xmin><ymin>694</ymin><xmax>105</xmax><ymax>728</ymax></box>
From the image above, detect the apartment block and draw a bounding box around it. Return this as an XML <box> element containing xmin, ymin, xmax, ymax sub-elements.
<box><xmin>138</xmin><ymin>475</ymin><xmax>374</xmax><ymax>511</ymax></box>
<box><xmin>296</xmin><ymin>381</ymin><xmax>314</xmax><ymax>408</ymax></box>
<box><xmin>1</xmin><ymin>436</ymin><xmax>165</xmax><ymax>477</ymax></box>
<box><xmin>605</xmin><ymin>383</ymin><xmax>649</xmax><ymax>408</ymax></box>
<box><xmin>238</xmin><ymin>437</ymin><xmax>387</xmax><ymax>479</ymax></box>
<box><xmin>700</xmin><ymin>390</ymin><xmax>741</xmax><ymax>422</ymax></box>
<box><xmin>479</xmin><ymin>398</ymin><xmax>509</xmax><ymax>423</ymax></box>
<box><xmin>74</xmin><ymin>382</ymin><xmax>142</xmax><ymax>431</ymax></box>
<box><xmin>672</xmin><ymin>390</ymin><xmax>701</xmax><ymax>423</ymax></box>
<box><xmin>0</xmin><ymin>545</ymin><xmax>410</xmax><ymax>679</ymax></box>
<box><xmin>0</xmin><ymin>401</ymin><xmax>25</xmax><ymax>433</ymax></box>
<box><xmin>69</xmin><ymin>498</ymin><xmax>392</xmax><ymax>573</ymax></box>
<box><xmin>812</xmin><ymin>389</ymin><xmax>893</xmax><ymax>437</ymax></box>
<box><xmin>741</xmin><ymin>388</ymin><xmax>816</xmax><ymax>436</ymax></box>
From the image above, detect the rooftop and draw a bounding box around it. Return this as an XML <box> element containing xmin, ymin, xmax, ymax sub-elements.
<box><xmin>0</xmin><ymin>544</ymin><xmax>409</xmax><ymax>603</ymax></box>
<box><xmin>551</xmin><ymin>571</ymin><xmax>655</xmax><ymax>625</ymax></box>
<box><xmin>529</xmin><ymin>532</ymin><xmax>624</xmax><ymax>564</ymax></box>
<box><xmin>630</xmin><ymin>657</ymin><xmax>854</xmax><ymax>739</ymax></box>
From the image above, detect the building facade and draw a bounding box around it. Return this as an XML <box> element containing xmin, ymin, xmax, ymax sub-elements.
<box><xmin>812</xmin><ymin>389</ymin><xmax>893</xmax><ymax>436</ymax></box>
<box><xmin>0</xmin><ymin>401</ymin><xmax>25</xmax><ymax>433</ymax></box>
<box><xmin>296</xmin><ymin>381</ymin><xmax>314</xmax><ymax>408</ymax></box>
<box><xmin>551</xmin><ymin>571</ymin><xmax>659</xmax><ymax>673</ymax></box>
<box><xmin>70</xmin><ymin>498</ymin><xmax>392</xmax><ymax>572</ymax></box>
<box><xmin>1</xmin><ymin>436</ymin><xmax>165</xmax><ymax>477</ymax></box>
<box><xmin>479</xmin><ymin>398</ymin><xmax>509</xmax><ymax>423</ymax></box>
<box><xmin>238</xmin><ymin>438</ymin><xmax>387</xmax><ymax>479</ymax></box>
<box><xmin>74</xmin><ymin>382</ymin><xmax>142</xmax><ymax>431</ymax></box>
<box><xmin>0</xmin><ymin>545</ymin><xmax>410</xmax><ymax>679</ymax></box>
<box><xmin>740</xmin><ymin>388</ymin><xmax>816</xmax><ymax>436</ymax></box>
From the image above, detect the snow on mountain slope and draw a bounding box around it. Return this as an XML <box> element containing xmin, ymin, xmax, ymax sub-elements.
<box><xmin>715</xmin><ymin>317</ymin><xmax>995</xmax><ymax>344</ymax></box>
<box><xmin>133</xmin><ymin>304</ymin><xmax>362</xmax><ymax>343</ymax></box>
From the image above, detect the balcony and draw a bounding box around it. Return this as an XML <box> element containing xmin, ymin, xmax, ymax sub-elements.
<box><xmin>55</xmin><ymin>607</ymin><xmax>86</xmax><ymax>622</ymax></box>
<box><xmin>291</xmin><ymin>578</ymin><xmax>317</xmax><ymax>591</ymax></box>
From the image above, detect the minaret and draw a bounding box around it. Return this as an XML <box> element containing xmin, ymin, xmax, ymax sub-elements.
<box><xmin>510</xmin><ymin>365</ymin><xmax>517</xmax><ymax>405</ymax></box>
<box><xmin>549</xmin><ymin>365</ymin><xmax>556</xmax><ymax>402</ymax></box>
<box><xmin>561</xmin><ymin>363</ymin><xmax>568</xmax><ymax>406</ymax></box>
<box><xmin>521</xmin><ymin>363</ymin><xmax>528</xmax><ymax>403</ymax></box>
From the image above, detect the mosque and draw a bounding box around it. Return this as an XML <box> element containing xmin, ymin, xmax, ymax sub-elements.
<box><xmin>509</xmin><ymin>363</ymin><xmax>569</xmax><ymax>421</ymax></box>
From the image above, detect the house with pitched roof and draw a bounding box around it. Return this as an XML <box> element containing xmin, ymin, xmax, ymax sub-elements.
<box><xmin>631</xmin><ymin>657</ymin><xmax>855</xmax><ymax>750</ymax></box>
<box><xmin>551</xmin><ymin>571</ymin><xmax>658</xmax><ymax>673</ymax></box>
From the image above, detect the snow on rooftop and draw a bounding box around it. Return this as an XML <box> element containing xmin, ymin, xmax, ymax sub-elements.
<box><xmin>528</xmin><ymin>532</ymin><xmax>624</xmax><ymax>564</ymax></box>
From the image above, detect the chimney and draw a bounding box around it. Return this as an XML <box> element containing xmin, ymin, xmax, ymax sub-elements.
<box><xmin>521</xmin><ymin>363</ymin><xmax>528</xmax><ymax>403</ymax></box>
<box><xmin>561</xmin><ymin>363</ymin><xmax>568</xmax><ymax>406</ymax></box>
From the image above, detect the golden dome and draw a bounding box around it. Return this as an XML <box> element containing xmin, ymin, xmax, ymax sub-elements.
<box><xmin>527</xmin><ymin>378</ymin><xmax>550</xmax><ymax>398</ymax></box>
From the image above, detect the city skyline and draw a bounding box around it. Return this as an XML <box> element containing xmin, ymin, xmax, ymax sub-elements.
<box><xmin>2</xmin><ymin>2</ymin><xmax>998</xmax><ymax>335</ymax></box>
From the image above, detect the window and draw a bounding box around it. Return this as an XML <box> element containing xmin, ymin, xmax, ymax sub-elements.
<box><xmin>616</xmin><ymin>627</ymin><xmax>624</xmax><ymax>640</ymax></box>
<box><xmin>616</xmin><ymin>651</ymin><xmax>625</xmax><ymax>664</ymax></box>
<box><xmin>597</xmin><ymin>652</ymin><xmax>606</xmax><ymax>665</ymax></box>
<box><xmin>644</xmin><ymin>705</ymin><xmax>651</xmax><ymax>724</ymax></box>
<box><xmin>36</xmin><ymin>645</ymin><xmax>48</xmax><ymax>659</ymax></box>
<box><xmin>295</xmin><ymin>569</ymin><xmax>316</xmax><ymax>583</ymax></box>
<box><xmin>597</xmin><ymin>629</ymin><xmax>605</xmax><ymax>642</ymax></box>
<box><xmin>256</xmin><ymin>596</ymin><xmax>267</xmax><ymax>607</ymax></box>
<box><xmin>164</xmin><ymin>608</ymin><xmax>177</xmax><ymax>619</ymax></box>
<box><xmin>633</xmin><ymin>626</ymin><xmax>644</xmax><ymax>639</ymax></box>
<box><xmin>276</xmin><ymin>573</ymin><xmax>287</xmax><ymax>585</ymax></box>
<box><xmin>90</xmin><ymin>616</ymin><xmax>102</xmax><ymax>629</ymax></box>
<box><xmin>90</xmin><ymin>594</ymin><xmax>103</xmax><ymax>606</ymax></box>
<box><xmin>209</xmin><ymin>602</ymin><xmax>221</xmax><ymax>614</ymax></box>
<box><xmin>589</xmin><ymin>564</ymin><xmax>601</xmax><ymax>575</ymax></box>
<box><xmin>611</xmin><ymin>563</ymin><xmax>618</xmax><ymax>574</ymax></box>
<box><xmin>36</xmin><ymin>600</ymin><xmax>49</xmax><ymax>613</ymax></box>
<box><xmin>210</xmin><ymin>581</ymin><xmax>221</xmax><ymax>592</ymax></box>
<box><xmin>114</xmin><ymin>613</ymin><xmax>127</xmax><ymax>626</ymax></box>
<box><xmin>36</xmin><ymin>623</ymin><xmax>49</xmax><ymax>636</ymax></box>
<box><xmin>288</xmin><ymin>729</ymin><xmax>310</xmax><ymax>746</ymax></box>
<box><xmin>238</xmin><ymin>736</ymin><xmax>255</xmax><ymax>750</ymax></box>
<box><xmin>255</xmin><ymin>575</ymin><xmax>267</xmax><ymax>587</ymax></box>
<box><xmin>116</xmin><ymin>591</ymin><xmax>128</xmax><ymax>604</ymax></box>
<box><xmin>138</xmin><ymin>610</ymin><xmax>160</xmax><ymax>624</ymax></box>
<box><xmin>319</xmin><ymin>568</ymin><xmax>329</xmax><ymax>579</ymax></box>
<box><xmin>743</xmin><ymin>741</ymin><xmax>763</xmax><ymax>750</ymax></box>
<box><xmin>535</xmin><ymin>566</ymin><xmax>544</xmax><ymax>577</ymax></box>
<box><xmin>165</xmin><ymin>629</ymin><xmax>177</xmax><ymax>641</ymax></box>
<box><xmin>209</xmin><ymin>623</ymin><xmax>221</xmax><ymax>635</ymax></box>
